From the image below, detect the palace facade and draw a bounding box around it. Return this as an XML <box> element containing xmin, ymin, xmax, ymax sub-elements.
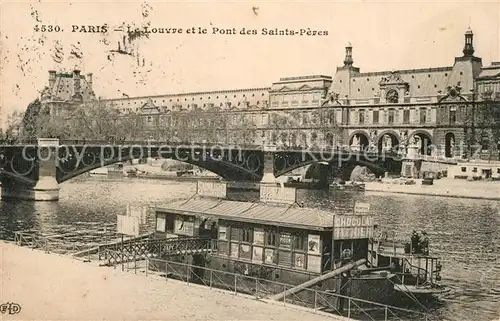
<box><xmin>42</xmin><ymin>28</ymin><xmax>500</xmax><ymax>159</ymax></box>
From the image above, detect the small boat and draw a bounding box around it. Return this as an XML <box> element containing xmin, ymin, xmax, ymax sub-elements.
<box><xmin>330</xmin><ymin>181</ymin><xmax>366</xmax><ymax>191</ymax></box>
<box><xmin>368</xmin><ymin>230</ymin><xmax>450</xmax><ymax>298</ymax></box>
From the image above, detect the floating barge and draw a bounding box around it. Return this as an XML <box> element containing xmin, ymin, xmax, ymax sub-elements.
<box><xmin>151</xmin><ymin>185</ymin><xmax>447</xmax><ymax>310</ymax></box>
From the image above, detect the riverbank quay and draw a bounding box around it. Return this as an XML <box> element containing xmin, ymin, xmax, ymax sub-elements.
<box><xmin>365</xmin><ymin>178</ymin><xmax>500</xmax><ymax>200</ymax></box>
<box><xmin>0</xmin><ymin>241</ymin><xmax>355</xmax><ymax>321</ymax></box>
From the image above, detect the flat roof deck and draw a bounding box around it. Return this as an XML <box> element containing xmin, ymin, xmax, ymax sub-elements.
<box><xmin>154</xmin><ymin>198</ymin><xmax>339</xmax><ymax>231</ymax></box>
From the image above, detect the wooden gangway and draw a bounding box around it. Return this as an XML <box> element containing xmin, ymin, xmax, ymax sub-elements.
<box><xmin>97</xmin><ymin>237</ymin><xmax>216</xmax><ymax>266</ymax></box>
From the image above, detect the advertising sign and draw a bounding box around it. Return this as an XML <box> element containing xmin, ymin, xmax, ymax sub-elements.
<box><xmin>127</xmin><ymin>204</ymin><xmax>148</xmax><ymax>224</ymax></box>
<box><xmin>260</xmin><ymin>185</ymin><xmax>296</xmax><ymax>204</ymax></box>
<box><xmin>307</xmin><ymin>255</ymin><xmax>322</xmax><ymax>273</ymax></box>
<box><xmin>174</xmin><ymin>215</ymin><xmax>195</xmax><ymax>236</ymax></box>
<box><xmin>156</xmin><ymin>214</ymin><xmax>166</xmax><ymax>232</ymax></box>
<box><xmin>253</xmin><ymin>228</ymin><xmax>265</xmax><ymax>245</ymax></box>
<box><xmin>252</xmin><ymin>246</ymin><xmax>263</xmax><ymax>263</ymax></box>
<box><xmin>279</xmin><ymin>232</ymin><xmax>292</xmax><ymax>248</ymax></box>
<box><xmin>354</xmin><ymin>202</ymin><xmax>370</xmax><ymax>214</ymax></box>
<box><xmin>197</xmin><ymin>181</ymin><xmax>227</xmax><ymax>198</ymax></box>
<box><xmin>307</xmin><ymin>234</ymin><xmax>321</xmax><ymax>254</ymax></box>
<box><xmin>117</xmin><ymin>214</ymin><xmax>140</xmax><ymax>237</ymax></box>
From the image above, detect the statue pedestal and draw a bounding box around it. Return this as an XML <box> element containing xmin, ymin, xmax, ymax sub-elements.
<box><xmin>400</xmin><ymin>145</ymin><xmax>420</xmax><ymax>178</ymax></box>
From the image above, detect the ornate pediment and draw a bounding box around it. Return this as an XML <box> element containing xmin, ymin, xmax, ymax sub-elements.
<box><xmin>277</xmin><ymin>86</ymin><xmax>293</xmax><ymax>92</ymax></box>
<box><xmin>379</xmin><ymin>71</ymin><xmax>408</xmax><ymax>86</ymax></box>
<box><xmin>321</xmin><ymin>91</ymin><xmax>341</xmax><ymax>106</ymax></box>
<box><xmin>297</xmin><ymin>84</ymin><xmax>312</xmax><ymax>91</ymax></box>
<box><xmin>139</xmin><ymin>98</ymin><xmax>161</xmax><ymax>113</ymax></box>
<box><xmin>438</xmin><ymin>83</ymin><xmax>466</xmax><ymax>103</ymax></box>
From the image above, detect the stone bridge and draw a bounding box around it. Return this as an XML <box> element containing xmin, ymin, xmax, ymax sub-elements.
<box><xmin>0</xmin><ymin>139</ymin><xmax>403</xmax><ymax>201</ymax></box>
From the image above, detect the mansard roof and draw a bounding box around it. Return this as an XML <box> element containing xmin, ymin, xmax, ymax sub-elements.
<box><xmin>348</xmin><ymin>67</ymin><xmax>454</xmax><ymax>99</ymax></box>
<box><xmin>47</xmin><ymin>71</ymin><xmax>94</xmax><ymax>102</ymax></box>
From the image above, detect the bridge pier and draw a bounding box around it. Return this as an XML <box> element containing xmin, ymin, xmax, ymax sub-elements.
<box><xmin>1</xmin><ymin>138</ymin><xmax>60</xmax><ymax>201</ymax></box>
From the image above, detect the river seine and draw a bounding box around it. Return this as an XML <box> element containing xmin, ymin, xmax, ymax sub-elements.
<box><xmin>0</xmin><ymin>177</ymin><xmax>499</xmax><ymax>321</ymax></box>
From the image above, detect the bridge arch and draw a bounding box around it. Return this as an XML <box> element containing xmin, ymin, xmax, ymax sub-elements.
<box><xmin>56</xmin><ymin>146</ymin><xmax>265</xmax><ymax>183</ymax></box>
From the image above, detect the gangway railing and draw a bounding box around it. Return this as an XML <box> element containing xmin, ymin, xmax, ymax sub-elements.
<box><xmin>98</xmin><ymin>237</ymin><xmax>216</xmax><ymax>266</ymax></box>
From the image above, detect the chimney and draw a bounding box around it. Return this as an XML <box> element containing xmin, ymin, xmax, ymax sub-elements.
<box><xmin>73</xmin><ymin>69</ymin><xmax>82</xmax><ymax>100</ymax></box>
<box><xmin>48</xmin><ymin>70</ymin><xmax>56</xmax><ymax>88</ymax></box>
<box><xmin>87</xmin><ymin>72</ymin><xmax>93</xmax><ymax>89</ymax></box>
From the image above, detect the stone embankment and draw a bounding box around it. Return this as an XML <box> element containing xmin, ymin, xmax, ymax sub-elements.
<box><xmin>365</xmin><ymin>178</ymin><xmax>500</xmax><ymax>200</ymax></box>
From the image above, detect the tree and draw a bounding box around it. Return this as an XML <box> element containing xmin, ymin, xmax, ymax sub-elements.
<box><xmin>473</xmin><ymin>100</ymin><xmax>500</xmax><ymax>160</ymax></box>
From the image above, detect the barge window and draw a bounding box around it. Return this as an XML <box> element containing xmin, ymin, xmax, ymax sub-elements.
<box><xmin>266</xmin><ymin>231</ymin><xmax>277</xmax><ymax>247</ymax></box>
<box><xmin>294</xmin><ymin>234</ymin><xmax>306</xmax><ymax>251</ymax></box>
<box><xmin>230</xmin><ymin>227</ymin><xmax>241</xmax><ymax>240</ymax></box>
<box><xmin>241</xmin><ymin>228</ymin><xmax>253</xmax><ymax>243</ymax></box>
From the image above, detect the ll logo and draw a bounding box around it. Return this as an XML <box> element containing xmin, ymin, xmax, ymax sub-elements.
<box><xmin>0</xmin><ymin>302</ymin><xmax>22</xmax><ymax>315</ymax></box>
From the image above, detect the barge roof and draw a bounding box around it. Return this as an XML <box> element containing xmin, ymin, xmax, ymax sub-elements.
<box><xmin>154</xmin><ymin>198</ymin><xmax>338</xmax><ymax>231</ymax></box>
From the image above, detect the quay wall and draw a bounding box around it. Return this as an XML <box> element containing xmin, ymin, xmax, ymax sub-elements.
<box><xmin>365</xmin><ymin>179</ymin><xmax>500</xmax><ymax>200</ymax></box>
<box><xmin>1</xmin><ymin>241</ymin><xmax>355</xmax><ymax>321</ymax></box>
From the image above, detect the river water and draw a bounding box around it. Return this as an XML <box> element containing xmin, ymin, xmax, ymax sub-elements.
<box><xmin>0</xmin><ymin>177</ymin><xmax>499</xmax><ymax>321</ymax></box>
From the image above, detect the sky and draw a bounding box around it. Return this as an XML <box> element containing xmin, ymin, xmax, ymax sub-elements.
<box><xmin>0</xmin><ymin>0</ymin><xmax>499</xmax><ymax>127</ymax></box>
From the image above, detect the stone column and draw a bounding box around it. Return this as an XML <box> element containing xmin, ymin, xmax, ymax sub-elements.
<box><xmin>33</xmin><ymin>138</ymin><xmax>61</xmax><ymax>200</ymax></box>
<box><xmin>1</xmin><ymin>138</ymin><xmax>60</xmax><ymax>201</ymax></box>
<box><xmin>259</xmin><ymin>151</ymin><xmax>297</xmax><ymax>205</ymax></box>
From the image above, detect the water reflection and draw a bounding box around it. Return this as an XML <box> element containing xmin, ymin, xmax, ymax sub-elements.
<box><xmin>0</xmin><ymin>178</ymin><xmax>498</xmax><ymax>321</ymax></box>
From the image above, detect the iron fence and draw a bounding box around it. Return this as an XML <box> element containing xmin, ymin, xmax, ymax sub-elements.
<box><xmin>14</xmin><ymin>231</ymin><xmax>85</xmax><ymax>254</ymax></box>
<box><xmin>145</xmin><ymin>257</ymin><xmax>428</xmax><ymax>321</ymax></box>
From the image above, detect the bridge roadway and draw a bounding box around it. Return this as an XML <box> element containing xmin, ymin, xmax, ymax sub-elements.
<box><xmin>0</xmin><ymin>138</ymin><xmax>404</xmax><ymax>201</ymax></box>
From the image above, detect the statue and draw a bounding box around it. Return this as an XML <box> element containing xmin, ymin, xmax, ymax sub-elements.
<box><xmin>399</xmin><ymin>130</ymin><xmax>408</xmax><ymax>143</ymax></box>
<box><xmin>450</xmin><ymin>136</ymin><xmax>455</xmax><ymax>157</ymax></box>
<box><xmin>350</xmin><ymin>134</ymin><xmax>361</xmax><ymax>151</ymax></box>
<box><xmin>383</xmin><ymin>134</ymin><xmax>392</xmax><ymax>151</ymax></box>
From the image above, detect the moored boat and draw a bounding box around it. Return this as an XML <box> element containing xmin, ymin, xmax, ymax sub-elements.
<box><xmin>368</xmin><ymin>230</ymin><xmax>450</xmax><ymax>299</ymax></box>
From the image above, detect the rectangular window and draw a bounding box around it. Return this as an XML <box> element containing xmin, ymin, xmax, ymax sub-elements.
<box><xmin>403</xmin><ymin>109</ymin><xmax>410</xmax><ymax>124</ymax></box>
<box><xmin>420</xmin><ymin>108</ymin><xmax>427</xmax><ymax>123</ymax></box>
<box><xmin>294</xmin><ymin>234</ymin><xmax>306</xmax><ymax>251</ymax></box>
<box><xmin>472</xmin><ymin>167</ymin><xmax>478</xmax><ymax>173</ymax></box>
<box><xmin>461</xmin><ymin>167</ymin><xmax>467</xmax><ymax>172</ymax></box>
<box><xmin>450</xmin><ymin>110</ymin><xmax>457</xmax><ymax>124</ymax></box>
<box><xmin>230</xmin><ymin>227</ymin><xmax>241</xmax><ymax>241</ymax></box>
<box><xmin>241</xmin><ymin>228</ymin><xmax>253</xmax><ymax>243</ymax></box>
<box><xmin>388</xmin><ymin>109</ymin><xmax>395</xmax><ymax>125</ymax></box>
<box><xmin>373</xmin><ymin>110</ymin><xmax>379</xmax><ymax>124</ymax></box>
<box><xmin>266</xmin><ymin>230</ymin><xmax>277</xmax><ymax>247</ymax></box>
<box><xmin>497</xmin><ymin>168</ymin><xmax>500</xmax><ymax>174</ymax></box>
<box><xmin>359</xmin><ymin>110</ymin><xmax>365</xmax><ymax>124</ymax></box>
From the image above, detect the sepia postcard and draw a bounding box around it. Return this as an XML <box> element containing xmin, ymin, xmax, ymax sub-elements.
<box><xmin>0</xmin><ymin>1</ymin><xmax>499</xmax><ymax>321</ymax></box>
